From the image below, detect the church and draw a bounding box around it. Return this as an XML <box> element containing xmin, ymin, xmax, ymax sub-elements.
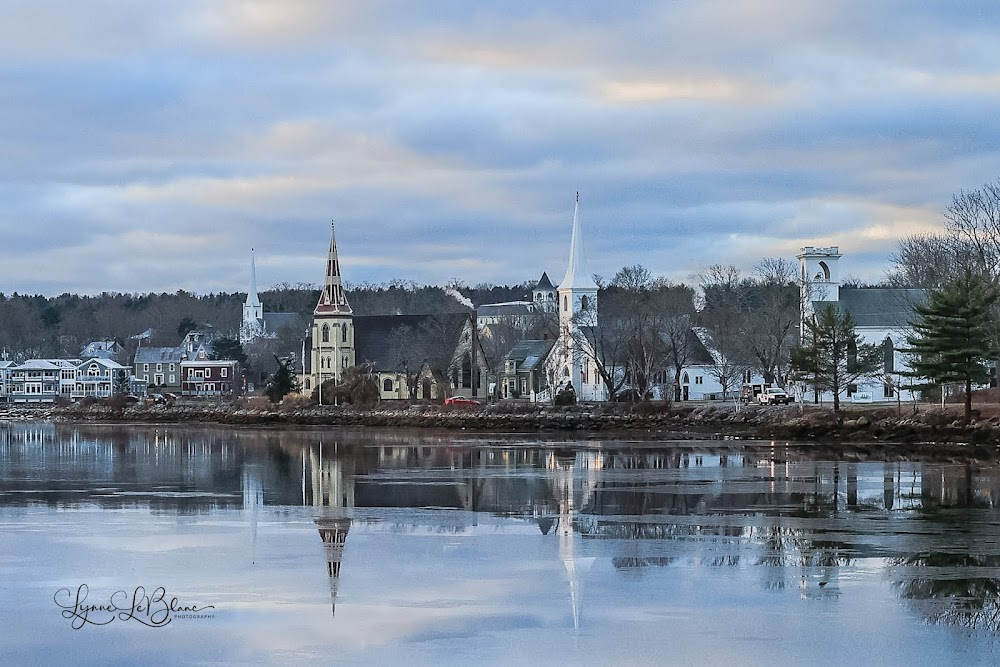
<box><xmin>300</xmin><ymin>224</ymin><xmax>488</xmax><ymax>401</ymax></box>
<box><xmin>797</xmin><ymin>246</ymin><xmax>925</xmax><ymax>403</ymax></box>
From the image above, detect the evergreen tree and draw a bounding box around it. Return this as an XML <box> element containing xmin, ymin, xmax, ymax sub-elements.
<box><xmin>265</xmin><ymin>355</ymin><xmax>299</xmax><ymax>403</ymax></box>
<box><xmin>790</xmin><ymin>304</ymin><xmax>881</xmax><ymax>414</ymax></box>
<box><xmin>905</xmin><ymin>270</ymin><xmax>1000</xmax><ymax>424</ymax></box>
<box><xmin>211</xmin><ymin>336</ymin><xmax>247</xmax><ymax>365</ymax></box>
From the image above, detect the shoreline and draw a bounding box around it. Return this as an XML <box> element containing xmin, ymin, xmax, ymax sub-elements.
<box><xmin>0</xmin><ymin>400</ymin><xmax>993</xmax><ymax>452</ymax></box>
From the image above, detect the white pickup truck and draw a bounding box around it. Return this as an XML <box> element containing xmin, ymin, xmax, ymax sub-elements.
<box><xmin>757</xmin><ymin>387</ymin><xmax>792</xmax><ymax>405</ymax></box>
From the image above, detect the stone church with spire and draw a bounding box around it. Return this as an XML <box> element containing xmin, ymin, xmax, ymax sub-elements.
<box><xmin>300</xmin><ymin>223</ymin><xmax>487</xmax><ymax>401</ymax></box>
<box><xmin>303</xmin><ymin>224</ymin><xmax>356</xmax><ymax>396</ymax></box>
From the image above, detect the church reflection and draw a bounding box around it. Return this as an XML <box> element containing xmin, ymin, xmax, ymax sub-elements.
<box><xmin>5</xmin><ymin>424</ymin><xmax>1000</xmax><ymax>631</ymax></box>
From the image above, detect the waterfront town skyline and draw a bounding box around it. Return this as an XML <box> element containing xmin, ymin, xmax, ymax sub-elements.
<box><xmin>2</xmin><ymin>2</ymin><xmax>999</xmax><ymax>296</ymax></box>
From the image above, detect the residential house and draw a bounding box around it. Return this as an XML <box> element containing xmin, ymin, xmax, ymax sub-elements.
<box><xmin>134</xmin><ymin>347</ymin><xmax>183</xmax><ymax>392</ymax></box>
<box><xmin>80</xmin><ymin>339</ymin><xmax>126</xmax><ymax>362</ymax></box>
<box><xmin>500</xmin><ymin>340</ymin><xmax>555</xmax><ymax>400</ymax></box>
<box><xmin>180</xmin><ymin>359</ymin><xmax>241</xmax><ymax>397</ymax></box>
<box><xmin>0</xmin><ymin>361</ymin><xmax>13</xmax><ymax>402</ymax></box>
<box><xmin>71</xmin><ymin>358</ymin><xmax>131</xmax><ymax>399</ymax></box>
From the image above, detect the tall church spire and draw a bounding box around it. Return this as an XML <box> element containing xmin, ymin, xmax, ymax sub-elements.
<box><xmin>246</xmin><ymin>248</ymin><xmax>262</xmax><ymax>309</ymax></box>
<box><xmin>315</xmin><ymin>223</ymin><xmax>352</xmax><ymax>316</ymax></box>
<box><xmin>559</xmin><ymin>192</ymin><xmax>598</xmax><ymax>290</ymax></box>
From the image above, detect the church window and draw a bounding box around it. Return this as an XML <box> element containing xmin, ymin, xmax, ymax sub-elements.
<box><xmin>342</xmin><ymin>325</ymin><xmax>348</xmax><ymax>343</ymax></box>
<box><xmin>818</xmin><ymin>261</ymin><xmax>831</xmax><ymax>281</ymax></box>
<box><xmin>321</xmin><ymin>324</ymin><xmax>330</xmax><ymax>343</ymax></box>
<box><xmin>563</xmin><ymin>295</ymin><xmax>568</xmax><ymax>311</ymax></box>
<box><xmin>580</xmin><ymin>295</ymin><xmax>589</xmax><ymax>311</ymax></box>
<box><xmin>383</xmin><ymin>378</ymin><xmax>393</xmax><ymax>392</ymax></box>
<box><xmin>682</xmin><ymin>372</ymin><xmax>690</xmax><ymax>385</ymax></box>
<box><xmin>581</xmin><ymin>364</ymin><xmax>588</xmax><ymax>384</ymax></box>
<box><xmin>883</xmin><ymin>337</ymin><xmax>894</xmax><ymax>373</ymax></box>
<box><xmin>462</xmin><ymin>356</ymin><xmax>472</xmax><ymax>388</ymax></box>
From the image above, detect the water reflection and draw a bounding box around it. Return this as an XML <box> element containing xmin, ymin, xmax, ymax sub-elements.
<box><xmin>3</xmin><ymin>422</ymin><xmax>1000</xmax><ymax>643</ymax></box>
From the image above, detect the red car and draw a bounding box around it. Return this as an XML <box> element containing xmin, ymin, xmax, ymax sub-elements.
<box><xmin>445</xmin><ymin>396</ymin><xmax>481</xmax><ymax>406</ymax></box>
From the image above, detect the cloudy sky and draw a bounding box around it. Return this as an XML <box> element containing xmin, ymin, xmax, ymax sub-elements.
<box><xmin>3</xmin><ymin>1</ymin><xmax>999</xmax><ymax>296</ymax></box>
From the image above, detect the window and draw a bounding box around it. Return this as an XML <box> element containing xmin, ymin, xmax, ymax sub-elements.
<box><xmin>563</xmin><ymin>295</ymin><xmax>568</xmax><ymax>311</ymax></box>
<box><xmin>883</xmin><ymin>337</ymin><xmax>894</xmax><ymax>373</ymax></box>
<box><xmin>383</xmin><ymin>378</ymin><xmax>393</xmax><ymax>392</ymax></box>
<box><xmin>580</xmin><ymin>295</ymin><xmax>589</xmax><ymax>311</ymax></box>
<box><xmin>305</xmin><ymin>378</ymin><xmax>311</xmax><ymax>390</ymax></box>
<box><xmin>695</xmin><ymin>376</ymin><xmax>703</xmax><ymax>385</ymax></box>
<box><xmin>188</xmin><ymin>369</ymin><xmax>195</xmax><ymax>378</ymax></box>
<box><xmin>321</xmin><ymin>324</ymin><xmax>330</xmax><ymax>343</ymax></box>
<box><xmin>156</xmin><ymin>363</ymin><xmax>162</xmax><ymax>372</ymax></box>
<box><xmin>168</xmin><ymin>374</ymin><xmax>175</xmax><ymax>383</ymax></box>
<box><xmin>144</xmin><ymin>364</ymin><xmax>149</xmax><ymax>372</ymax></box>
<box><xmin>342</xmin><ymin>326</ymin><xmax>348</xmax><ymax>343</ymax></box>
<box><xmin>169</xmin><ymin>364</ymin><xmax>175</xmax><ymax>372</ymax></box>
<box><xmin>221</xmin><ymin>367</ymin><xmax>228</xmax><ymax>378</ymax></box>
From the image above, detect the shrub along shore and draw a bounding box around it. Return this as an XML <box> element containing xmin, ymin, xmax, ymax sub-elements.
<box><xmin>4</xmin><ymin>400</ymin><xmax>994</xmax><ymax>453</ymax></box>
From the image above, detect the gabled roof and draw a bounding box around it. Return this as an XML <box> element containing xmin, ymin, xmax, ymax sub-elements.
<box><xmin>135</xmin><ymin>347</ymin><xmax>183</xmax><ymax>364</ymax></box>
<box><xmin>681</xmin><ymin>328</ymin><xmax>720</xmax><ymax>366</ymax></box>
<box><xmin>354</xmin><ymin>313</ymin><xmax>470</xmax><ymax>372</ymax></box>
<box><xmin>14</xmin><ymin>359</ymin><xmax>61</xmax><ymax>370</ymax></box>
<box><xmin>477</xmin><ymin>302</ymin><xmax>534</xmax><ymax>318</ymax></box>
<box><xmin>77</xmin><ymin>358</ymin><xmax>130</xmax><ymax>371</ymax></box>
<box><xmin>503</xmin><ymin>340</ymin><xmax>555</xmax><ymax>372</ymax></box>
<box><xmin>814</xmin><ymin>287</ymin><xmax>927</xmax><ymax>328</ymax></box>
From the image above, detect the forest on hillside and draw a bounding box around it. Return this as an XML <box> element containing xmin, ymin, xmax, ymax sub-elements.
<box><xmin>0</xmin><ymin>280</ymin><xmax>536</xmax><ymax>362</ymax></box>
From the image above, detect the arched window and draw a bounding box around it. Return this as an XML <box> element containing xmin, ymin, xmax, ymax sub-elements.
<box><xmin>462</xmin><ymin>356</ymin><xmax>472</xmax><ymax>388</ymax></box>
<box><xmin>580</xmin><ymin>295</ymin><xmax>589</xmax><ymax>311</ymax></box>
<box><xmin>383</xmin><ymin>378</ymin><xmax>393</xmax><ymax>392</ymax></box>
<box><xmin>682</xmin><ymin>372</ymin><xmax>690</xmax><ymax>385</ymax></box>
<box><xmin>818</xmin><ymin>261</ymin><xmax>831</xmax><ymax>281</ymax></box>
<box><xmin>883</xmin><ymin>337</ymin><xmax>895</xmax><ymax>373</ymax></box>
<box><xmin>321</xmin><ymin>324</ymin><xmax>330</xmax><ymax>343</ymax></box>
<box><xmin>342</xmin><ymin>325</ymin><xmax>348</xmax><ymax>343</ymax></box>
<box><xmin>563</xmin><ymin>295</ymin><xmax>568</xmax><ymax>311</ymax></box>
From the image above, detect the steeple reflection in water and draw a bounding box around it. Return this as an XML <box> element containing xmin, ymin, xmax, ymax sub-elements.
<box><xmin>6</xmin><ymin>423</ymin><xmax>1000</xmax><ymax>645</ymax></box>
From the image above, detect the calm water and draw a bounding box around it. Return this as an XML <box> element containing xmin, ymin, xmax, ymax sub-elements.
<box><xmin>2</xmin><ymin>423</ymin><xmax>1000</xmax><ymax>666</ymax></box>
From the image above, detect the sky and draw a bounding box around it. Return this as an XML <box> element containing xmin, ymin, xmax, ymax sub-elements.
<box><xmin>3</xmin><ymin>0</ymin><xmax>1000</xmax><ymax>296</ymax></box>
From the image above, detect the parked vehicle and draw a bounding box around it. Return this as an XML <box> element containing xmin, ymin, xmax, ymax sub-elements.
<box><xmin>757</xmin><ymin>387</ymin><xmax>792</xmax><ymax>405</ymax></box>
<box><xmin>445</xmin><ymin>396</ymin><xmax>481</xmax><ymax>406</ymax></box>
<box><xmin>740</xmin><ymin>383</ymin><xmax>767</xmax><ymax>404</ymax></box>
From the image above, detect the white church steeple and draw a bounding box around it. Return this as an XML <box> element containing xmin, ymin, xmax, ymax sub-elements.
<box><xmin>240</xmin><ymin>247</ymin><xmax>265</xmax><ymax>344</ymax></box>
<box><xmin>551</xmin><ymin>193</ymin><xmax>605</xmax><ymax>402</ymax></box>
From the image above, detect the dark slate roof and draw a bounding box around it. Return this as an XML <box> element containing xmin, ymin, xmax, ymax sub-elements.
<box><xmin>503</xmin><ymin>340</ymin><xmax>555</xmax><ymax>371</ymax></box>
<box><xmin>534</xmin><ymin>272</ymin><xmax>555</xmax><ymax>290</ymax></box>
<box><xmin>134</xmin><ymin>346</ymin><xmax>182</xmax><ymax>364</ymax></box>
<box><xmin>263</xmin><ymin>312</ymin><xmax>304</xmax><ymax>333</ymax></box>
<box><xmin>477</xmin><ymin>302</ymin><xmax>534</xmax><ymax>318</ymax></box>
<box><xmin>686</xmin><ymin>329</ymin><xmax>716</xmax><ymax>366</ymax></box>
<box><xmin>354</xmin><ymin>313</ymin><xmax>470</xmax><ymax>372</ymax></box>
<box><xmin>814</xmin><ymin>287</ymin><xmax>927</xmax><ymax>328</ymax></box>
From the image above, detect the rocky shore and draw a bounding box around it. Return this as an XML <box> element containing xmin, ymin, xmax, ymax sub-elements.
<box><xmin>24</xmin><ymin>400</ymin><xmax>1000</xmax><ymax>449</ymax></box>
